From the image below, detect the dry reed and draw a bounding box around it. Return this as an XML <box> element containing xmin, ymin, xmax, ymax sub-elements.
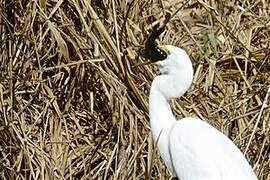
<box><xmin>0</xmin><ymin>0</ymin><xmax>270</xmax><ymax>179</ymax></box>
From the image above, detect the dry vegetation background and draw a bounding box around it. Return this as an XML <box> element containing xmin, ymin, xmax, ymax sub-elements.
<box><xmin>0</xmin><ymin>0</ymin><xmax>270</xmax><ymax>179</ymax></box>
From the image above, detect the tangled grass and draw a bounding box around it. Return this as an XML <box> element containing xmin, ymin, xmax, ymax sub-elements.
<box><xmin>0</xmin><ymin>0</ymin><xmax>270</xmax><ymax>179</ymax></box>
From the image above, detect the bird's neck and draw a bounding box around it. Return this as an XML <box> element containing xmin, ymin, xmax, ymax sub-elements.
<box><xmin>149</xmin><ymin>82</ymin><xmax>175</xmax><ymax>142</ymax></box>
<box><xmin>149</xmin><ymin>70</ymin><xmax>193</xmax><ymax>142</ymax></box>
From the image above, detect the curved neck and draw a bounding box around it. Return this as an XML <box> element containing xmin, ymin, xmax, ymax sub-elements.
<box><xmin>149</xmin><ymin>72</ymin><xmax>193</xmax><ymax>142</ymax></box>
<box><xmin>149</xmin><ymin>77</ymin><xmax>176</xmax><ymax>142</ymax></box>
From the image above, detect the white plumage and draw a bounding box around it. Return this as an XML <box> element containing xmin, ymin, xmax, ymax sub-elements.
<box><xmin>148</xmin><ymin>45</ymin><xmax>257</xmax><ymax>180</ymax></box>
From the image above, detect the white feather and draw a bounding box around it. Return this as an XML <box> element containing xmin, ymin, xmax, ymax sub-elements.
<box><xmin>149</xmin><ymin>45</ymin><xmax>257</xmax><ymax>179</ymax></box>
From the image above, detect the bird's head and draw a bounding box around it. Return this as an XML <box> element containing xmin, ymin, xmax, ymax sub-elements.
<box><xmin>140</xmin><ymin>14</ymin><xmax>194</xmax><ymax>100</ymax></box>
<box><xmin>140</xmin><ymin>14</ymin><xmax>193</xmax><ymax>76</ymax></box>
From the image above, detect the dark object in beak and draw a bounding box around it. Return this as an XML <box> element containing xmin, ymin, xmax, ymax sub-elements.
<box><xmin>140</xmin><ymin>13</ymin><xmax>171</xmax><ymax>62</ymax></box>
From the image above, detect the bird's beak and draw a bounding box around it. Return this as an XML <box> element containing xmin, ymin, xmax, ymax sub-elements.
<box><xmin>159</xmin><ymin>45</ymin><xmax>170</xmax><ymax>55</ymax></box>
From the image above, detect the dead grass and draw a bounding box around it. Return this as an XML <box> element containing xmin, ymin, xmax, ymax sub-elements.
<box><xmin>0</xmin><ymin>0</ymin><xmax>270</xmax><ymax>179</ymax></box>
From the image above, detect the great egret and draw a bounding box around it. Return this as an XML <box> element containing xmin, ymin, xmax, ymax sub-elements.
<box><xmin>140</xmin><ymin>15</ymin><xmax>257</xmax><ymax>180</ymax></box>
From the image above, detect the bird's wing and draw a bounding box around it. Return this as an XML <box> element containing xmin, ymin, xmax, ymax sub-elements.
<box><xmin>168</xmin><ymin>117</ymin><xmax>257</xmax><ymax>180</ymax></box>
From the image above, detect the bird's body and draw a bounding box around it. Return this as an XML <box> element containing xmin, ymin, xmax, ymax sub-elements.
<box><xmin>169</xmin><ymin>118</ymin><xmax>256</xmax><ymax>180</ymax></box>
<box><xmin>148</xmin><ymin>45</ymin><xmax>257</xmax><ymax>180</ymax></box>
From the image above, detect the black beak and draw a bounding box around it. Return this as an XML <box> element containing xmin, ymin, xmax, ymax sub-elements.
<box><xmin>140</xmin><ymin>13</ymin><xmax>171</xmax><ymax>62</ymax></box>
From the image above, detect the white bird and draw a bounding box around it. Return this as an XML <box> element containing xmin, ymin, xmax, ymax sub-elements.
<box><xmin>140</xmin><ymin>15</ymin><xmax>257</xmax><ymax>180</ymax></box>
